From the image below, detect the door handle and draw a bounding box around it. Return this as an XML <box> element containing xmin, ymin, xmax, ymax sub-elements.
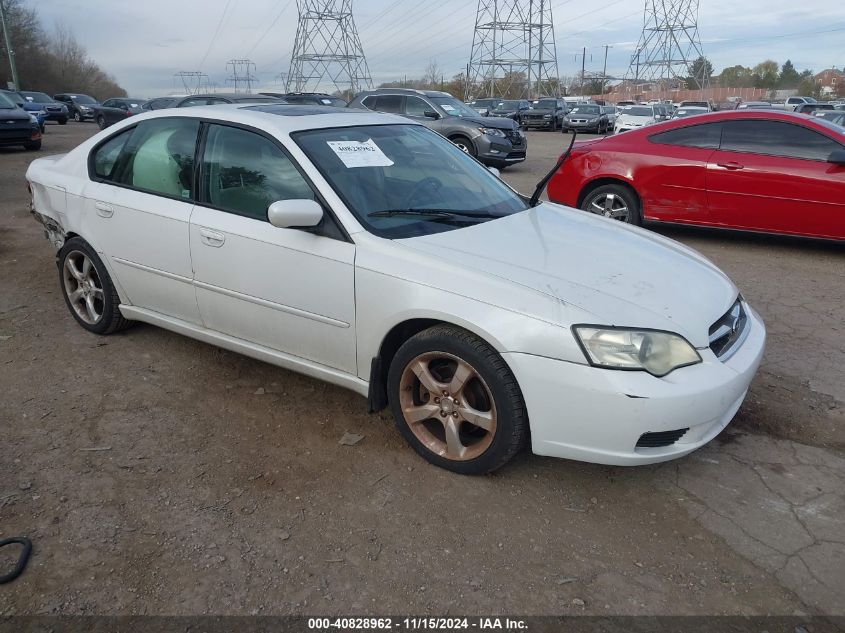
<box><xmin>199</xmin><ymin>228</ymin><xmax>225</xmax><ymax>248</ymax></box>
<box><xmin>716</xmin><ymin>161</ymin><xmax>745</xmax><ymax>171</ymax></box>
<box><xmin>94</xmin><ymin>202</ymin><xmax>114</xmax><ymax>218</ymax></box>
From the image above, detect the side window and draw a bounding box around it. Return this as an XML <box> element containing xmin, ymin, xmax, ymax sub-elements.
<box><xmin>361</xmin><ymin>96</ymin><xmax>377</xmax><ymax>110</ymax></box>
<box><xmin>721</xmin><ymin>120</ymin><xmax>842</xmax><ymax>161</ymax></box>
<box><xmin>102</xmin><ymin>99</ymin><xmax>113</xmax><ymax>108</ymax></box>
<box><xmin>404</xmin><ymin>96</ymin><xmax>429</xmax><ymax>117</ymax></box>
<box><xmin>650</xmin><ymin>123</ymin><xmax>721</xmax><ymax>149</ymax></box>
<box><xmin>374</xmin><ymin>95</ymin><xmax>403</xmax><ymax>114</ymax></box>
<box><xmin>201</xmin><ymin>124</ymin><xmax>315</xmax><ymax>221</ymax></box>
<box><xmin>92</xmin><ymin>129</ymin><xmax>133</xmax><ymax>180</ymax></box>
<box><xmin>179</xmin><ymin>98</ymin><xmax>207</xmax><ymax>108</ymax></box>
<box><xmin>112</xmin><ymin>118</ymin><xmax>200</xmax><ymax>198</ymax></box>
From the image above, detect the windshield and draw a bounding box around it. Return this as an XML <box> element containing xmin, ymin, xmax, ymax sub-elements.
<box><xmin>472</xmin><ymin>99</ymin><xmax>496</xmax><ymax>107</ymax></box>
<box><xmin>532</xmin><ymin>99</ymin><xmax>557</xmax><ymax>109</ymax></box>
<box><xmin>570</xmin><ymin>105</ymin><xmax>600</xmax><ymax>115</ymax></box>
<box><xmin>0</xmin><ymin>92</ymin><xmax>17</xmax><ymax>108</ymax></box>
<box><xmin>2</xmin><ymin>91</ymin><xmax>25</xmax><ymax>106</ymax></box>
<box><xmin>493</xmin><ymin>100</ymin><xmax>520</xmax><ymax>111</ymax></box>
<box><xmin>21</xmin><ymin>91</ymin><xmax>52</xmax><ymax>102</ymax></box>
<box><xmin>293</xmin><ymin>125</ymin><xmax>528</xmax><ymax>239</ymax></box>
<box><xmin>428</xmin><ymin>96</ymin><xmax>479</xmax><ymax>118</ymax></box>
<box><xmin>70</xmin><ymin>95</ymin><xmax>98</xmax><ymax>104</ymax></box>
<box><xmin>624</xmin><ymin>106</ymin><xmax>654</xmax><ymax>117</ymax></box>
<box><xmin>675</xmin><ymin>108</ymin><xmax>706</xmax><ymax>117</ymax></box>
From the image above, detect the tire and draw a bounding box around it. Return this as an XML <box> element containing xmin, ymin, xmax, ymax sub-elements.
<box><xmin>58</xmin><ymin>118</ymin><xmax>68</xmax><ymax>125</ymax></box>
<box><xmin>73</xmin><ymin>111</ymin><xmax>82</xmax><ymax>123</ymax></box>
<box><xmin>450</xmin><ymin>136</ymin><xmax>476</xmax><ymax>157</ymax></box>
<box><xmin>581</xmin><ymin>183</ymin><xmax>642</xmax><ymax>225</ymax></box>
<box><xmin>387</xmin><ymin>325</ymin><xmax>528</xmax><ymax>474</ymax></box>
<box><xmin>57</xmin><ymin>237</ymin><xmax>132</xmax><ymax>335</ymax></box>
<box><xmin>24</xmin><ymin>140</ymin><xmax>41</xmax><ymax>151</ymax></box>
<box><xmin>96</xmin><ymin>115</ymin><xmax>106</xmax><ymax>130</ymax></box>
<box><xmin>551</xmin><ymin>119</ymin><xmax>557</xmax><ymax>132</ymax></box>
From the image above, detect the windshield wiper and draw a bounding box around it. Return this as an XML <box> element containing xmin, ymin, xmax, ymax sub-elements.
<box><xmin>368</xmin><ymin>208</ymin><xmax>506</xmax><ymax>220</ymax></box>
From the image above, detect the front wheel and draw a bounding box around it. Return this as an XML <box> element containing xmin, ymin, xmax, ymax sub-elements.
<box><xmin>96</xmin><ymin>115</ymin><xmax>106</xmax><ymax>130</ymax></box>
<box><xmin>73</xmin><ymin>111</ymin><xmax>82</xmax><ymax>123</ymax></box>
<box><xmin>58</xmin><ymin>237</ymin><xmax>132</xmax><ymax>335</ymax></box>
<box><xmin>58</xmin><ymin>118</ymin><xmax>68</xmax><ymax>125</ymax></box>
<box><xmin>24</xmin><ymin>140</ymin><xmax>41</xmax><ymax>151</ymax></box>
<box><xmin>581</xmin><ymin>184</ymin><xmax>642</xmax><ymax>225</ymax></box>
<box><xmin>387</xmin><ymin>325</ymin><xmax>528</xmax><ymax>474</ymax></box>
<box><xmin>451</xmin><ymin>136</ymin><xmax>476</xmax><ymax>157</ymax></box>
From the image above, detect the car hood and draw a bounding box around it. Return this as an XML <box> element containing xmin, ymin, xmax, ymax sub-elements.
<box><xmin>401</xmin><ymin>203</ymin><xmax>737</xmax><ymax>347</ymax></box>
<box><xmin>0</xmin><ymin>107</ymin><xmax>33</xmax><ymax>121</ymax></box>
<box><xmin>567</xmin><ymin>112</ymin><xmax>600</xmax><ymax>119</ymax></box>
<box><xmin>459</xmin><ymin>115</ymin><xmax>517</xmax><ymax>130</ymax></box>
<box><xmin>617</xmin><ymin>114</ymin><xmax>652</xmax><ymax>123</ymax></box>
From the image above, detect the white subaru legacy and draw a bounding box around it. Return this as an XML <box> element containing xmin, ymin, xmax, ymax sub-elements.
<box><xmin>26</xmin><ymin>105</ymin><xmax>765</xmax><ymax>474</ymax></box>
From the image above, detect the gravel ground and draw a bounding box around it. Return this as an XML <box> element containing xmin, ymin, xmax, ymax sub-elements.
<box><xmin>0</xmin><ymin>122</ymin><xmax>843</xmax><ymax>617</ymax></box>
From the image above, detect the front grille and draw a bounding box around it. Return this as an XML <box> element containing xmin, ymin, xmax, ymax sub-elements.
<box><xmin>636</xmin><ymin>428</ymin><xmax>689</xmax><ymax>448</ymax></box>
<box><xmin>709</xmin><ymin>298</ymin><xmax>748</xmax><ymax>359</ymax></box>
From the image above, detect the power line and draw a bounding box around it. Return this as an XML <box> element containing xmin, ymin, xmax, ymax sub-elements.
<box><xmin>246</xmin><ymin>0</ymin><xmax>296</xmax><ymax>58</ymax></box>
<box><xmin>198</xmin><ymin>0</ymin><xmax>236</xmax><ymax>70</ymax></box>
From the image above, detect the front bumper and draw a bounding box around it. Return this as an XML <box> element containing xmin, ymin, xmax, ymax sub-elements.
<box><xmin>564</xmin><ymin>120</ymin><xmax>601</xmax><ymax>132</ymax></box>
<box><xmin>504</xmin><ymin>305</ymin><xmax>766</xmax><ymax>466</ymax></box>
<box><xmin>475</xmin><ymin>131</ymin><xmax>527</xmax><ymax>167</ymax></box>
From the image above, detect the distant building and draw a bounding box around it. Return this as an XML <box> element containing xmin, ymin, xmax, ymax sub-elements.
<box><xmin>814</xmin><ymin>68</ymin><xmax>844</xmax><ymax>96</ymax></box>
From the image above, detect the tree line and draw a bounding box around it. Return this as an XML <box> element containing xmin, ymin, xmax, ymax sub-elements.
<box><xmin>0</xmin><ymin>0</ymin><xmax>126</xmax><ymax>100</ymax></box>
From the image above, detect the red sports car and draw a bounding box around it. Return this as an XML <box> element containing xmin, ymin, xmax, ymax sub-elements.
<box><xmin>547</xmin><ymin>110</ymin><xmax>845</xmax><ymax>240</ymax></box>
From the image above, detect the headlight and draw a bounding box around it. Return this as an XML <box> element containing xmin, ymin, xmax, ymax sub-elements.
<box><xmin>479</xmin><ymin>127</ymin><xmax>506</xmax><ymax>137</ymax></box>
<box><xmin>573</xmin><ymin>326</ymin><xmax>701</xmax><ymax>377</ymax></box>
<box><xmin>29</xmin><ymin>114</ymin><xmax>38</xmax><ymax>123</ymax></box>
<box><xmin>543</xmin><ymin>114</ymin><xmax>552</xmax><ymax>119</ymax></box>
<box><xmin>80</xmin><ymin>106</ymin><xmax>91</xmax><ymax>112</ymax></box>
<box><xmin>38</xmin><ymin>109</ymin><xmax>47</xmax><ymax>116</ymax></box>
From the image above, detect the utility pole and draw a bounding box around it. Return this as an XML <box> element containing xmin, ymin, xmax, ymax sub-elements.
<box><xmin>580</xmin><ymin>46</ymin><xmax>586</xmax><ymax>96</ymax></box>
<box><xmin>0</xmin><ymin>0</ymin><xmax>20</xmax><ymax>89</ymax></box>
<box><xmin>602</xmin><ymin>44</ymin><xmax>612</xmax><ymax>95</ymax></box>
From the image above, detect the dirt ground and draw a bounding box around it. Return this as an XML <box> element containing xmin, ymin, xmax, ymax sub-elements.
<box><xmin>1</xmin><ymin>123</ymin><xmax>843</xmax><ymax>617</ymax></box>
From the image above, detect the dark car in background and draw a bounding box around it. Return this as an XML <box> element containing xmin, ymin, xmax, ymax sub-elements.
<box><xmin>260</xmin><ymin>92</ymin><xmax>347</xmax><ymax>107</ymax></box>
<box><xmin>0</xmin><ymin>90</ymin><xmax>47</xmax><ymax>132</ymax></box>
<box><xmin>817</xmin><ymin>111</ymin><xmax>845</xmax><ymax>127</ymax></box>
<box><xmin>348</xmin><ymin>88</ymin><xmax>527</xmax><ymax>168</ymax></box>
<box><xmin>174</xmin><ymin>93</ymin><xmax>281</xmax><ymax>107</ymax></box>
<box><xmin>0</xmin><ymin>91</ymin><xmax>42</xmax><ymax>150</ymax></box>
<box><xmin>522</xmin><ymin>98</ymin><xmax>568</xmax><ymax>131</ymax></box>
<box><xmin>489</xmin><ymin>99</ymin><xmax>531</xmax><ymax>124</ymax></box>
<box><xmin>53</xmin><ymin>93</ymin><xmax>100</xmax><ymax>122</ymax></box>
<box><xmin>17</xmin><ymin>91</ymin><xmax>68</xmax><ymax>124</ymax></box>
<box><xmin>562</xmin><ymin>104</ymin><xmax>611</xmax><ymax>134</ymax></box>
<box><xmin>94</xmin><ymin>98</ymin><xmax>147</xmax><ymax>129</ymax></box>
<box><xmin>141</xmin><ymin>97</ymin><xmax>179</xmax><ymax>111</ymax></box>
<box><xmin>468</xmin><ymin>98</ymin><xmax>500</xmax><ymax>117</ymax></box>
<box><xmin>795</xmin><ymin>103</ymin><xmax>836</xmax><ymax>115</ymax></box>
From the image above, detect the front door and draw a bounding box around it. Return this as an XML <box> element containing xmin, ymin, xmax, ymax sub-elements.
<box><xmin>189</xmin><ymin>123</ymin><xmax>357</xmax><ymax>373</ymax></box>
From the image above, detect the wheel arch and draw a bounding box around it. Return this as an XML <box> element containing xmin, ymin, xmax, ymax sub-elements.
<box><xmin>576</xmin><ymin>177</ymin><xmax>642</xmax><ymax>212</ymax></box>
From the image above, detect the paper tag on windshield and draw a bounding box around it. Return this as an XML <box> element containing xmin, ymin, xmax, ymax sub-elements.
<box><xmin>441</xmin><ymin>104</ymin><xmax>456</xmax><ymax>112</ymax></box>
<box><xmin>327</xmin><ymin>139</ymin><xmax>394</xmax><ymax>168</ymax></box>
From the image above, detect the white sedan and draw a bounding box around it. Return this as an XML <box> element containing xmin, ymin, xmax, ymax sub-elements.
<box><xmin>26</xmin><ymin>105</ymin><xmax>765</xmax><ymax>474</ymax></box>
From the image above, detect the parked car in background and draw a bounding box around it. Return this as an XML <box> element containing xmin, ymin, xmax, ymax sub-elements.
<box><xmin>673</xmin><ymin>106</ymin><xmax>709</xmax><ymax>118</ymax></box>
<box><xmin>678</xmin><ymin>100</ymin><xmax>712</xmax><ymax>111</ymax></box>
<box><xmin>614</xmin><ymin>105</ymin><xmax>658</xmax><ymax>133</ymax></box>
<box><xmin>603</xmin><ymin>105</ymin><xmax>619</xmax><ymax>127</ymax></box>
<box><xmin>795</xmin><ymin>103</ymin><xmax>835</xmax><ymax>116</ymax></box>
<box><xmin>468</xmin><ymin>98</ymin><xmax>500</xmax><ymax>117</ymax></box>
<box><xmin>348</xmin><ymin>88</ymin><xmax>527</xmax><ymax>168</ymax></box>
<box><xmin>95</xmin><ymin>98</ymin><xmax>147</xmax><ymax>129</ymax></box>
<box><xmin>785</xmin><ymin>96</ymin><xmax>816</xmax><ymax>111</ymax></box>
<box><xmin>174</xmin><ymin>93</ymin><xmax>281</xmax><ymax>108</ymax></box>
<box><xmin>0</xmin><ymin>90</ymin><xmax>42</xmax><ymax>150</ymax></box>
<box><xmin>488</xmin><ymin>99</ymin><xmax>531</xmax><ymax>124</ymax></box>
<box><xmin>547</xmin><ymin>110</ymin><xmax>845</xmax><ymax>241</ymax></box>
<box><xmin>16</xmin><ymin>91</ymin><xmax>69</xmax><ymax>124</ymax></box>
<box><xmin>260</xmin><ymin>92</ymin><xmax>347</xmax><ymax>107</ymax></box>
<box><xmin>522</xmin><ymin>98</ymin><xmax>568</xmax><ymax>131</ymax></box>
<box><xmin>817</xmin><ymin>111</ymin><xmax>845</xmax><ymax>127</ymax></box>
<box><xmin>0</xmin><ymin>89</ymin><xmax>46</xmax><ymax>132</ymax></box>
<box><xmin>736</xmin><ymin>101</ymin><xmax>772</xmax><ymax>110</ymax></box>
<box><xmin>141</xmin><ymin>97</ymin><xmax>179</xmax><ymax>111</ymax></box>
<box><xmin>562</xmin><ymin>104</ymin><xmax>611</xmax><ymax>134</ymax></box>
<box><xmin>54</xmin><ymin>93</ymin><xmax>100</xmax><ymax>122</ymax></box>
<box><xmin>26</xmin><ymin>104</ymin><xmax>766</xmax><ymax>473</ymax></box>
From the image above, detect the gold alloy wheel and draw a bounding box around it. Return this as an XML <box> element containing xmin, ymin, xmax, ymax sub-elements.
<box><xmin>398</xmin><ymin>352</ymin><xmax>497</xmax><ymax>461</ymax></box>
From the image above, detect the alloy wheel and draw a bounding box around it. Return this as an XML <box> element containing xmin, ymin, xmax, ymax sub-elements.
<box><xmin>62</xmin><ymin>251</ymin><xmax>104</xmax><ymax>324</ymax></box>
<box><xmin>398</xmin><ymin>352</ymin><xmax>497</xmax><ymax>461</ymax></box>
<box><xmin>588</xmin><ymin>192</ymin><xmax>630</xmax><ymax>222</ymax></box>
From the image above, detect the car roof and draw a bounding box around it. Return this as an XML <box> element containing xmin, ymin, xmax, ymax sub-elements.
<box><xmin>99</xmin><ymin>103</ymin><xmax>413</xmax><ymax>135</ymax></box>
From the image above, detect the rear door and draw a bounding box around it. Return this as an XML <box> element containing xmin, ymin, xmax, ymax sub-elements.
<box><xmin>84</xmin><ymin>117</ymin><xmax>202</xmax><ymax>323</ymax></box>
<box><xmin>706</xmin><ymin>119</ymin><xmax>845</xmax><ymax>238</ymax></box>
<box><xmin>635</xmin><ymin>122</ymin><xmax>721</xmax><ymax>222</ymax></box>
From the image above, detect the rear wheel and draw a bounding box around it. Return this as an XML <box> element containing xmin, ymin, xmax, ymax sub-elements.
<box><xmin>387</xmin><ymin>325</ymin><xmax>528</xmax><ymax>474</ymax></box>
<box><xmin>58</xmin><ymin>118</ymin><xmax>68</xmax><ymax>125</ymax></box>
<box><xmin>58</xmin><ymin>237</ymin><xmax>132</xmax><ymax>335</ymax></box>
<box><xmin>581</xmin><ymin>184</ymin><xmax>641</xmax><ymax>225</ymax></box>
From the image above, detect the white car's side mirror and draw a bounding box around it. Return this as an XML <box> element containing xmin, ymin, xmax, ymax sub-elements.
<box><xmin>487</xmin><ymin>167</ymin><xmax>501</xmax><ymax>178</ymax></box>
<box><xmin>267</xmin><ymin>199</ymin><xmax>323</xmax><ymax>229</ymax></box>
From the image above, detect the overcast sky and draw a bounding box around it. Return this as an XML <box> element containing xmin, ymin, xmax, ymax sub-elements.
<box><xmin>33</xmin><ymin>0</ymin><xmax>845</xmax><ymax>97</ymax></box>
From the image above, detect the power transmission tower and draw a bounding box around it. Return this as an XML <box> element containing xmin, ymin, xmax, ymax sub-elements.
<box><xmin>467</xmin><ymin>0</ymin><xmax>560</xmax><ymax>100</ymax></box>
<box><xmin>626</xmin><ymin>0</ymin><xmax>707</xmax><ymax>90</ymax></box>
<box><xmin>287</xmin><ymin>1</ymin><xmax>373</xmax><ymax>96</ymax></box>
<box><xmin>173</xmin><ymin>71</ymin><xmax>210</xmax><ymax>95</ymax></box>
<box><xmin>227</xmin><ymin>59</ymin><xmax>257</xmax><ymax>93</ymax></box>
